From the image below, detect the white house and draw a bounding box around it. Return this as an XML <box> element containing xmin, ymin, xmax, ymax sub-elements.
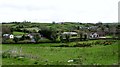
<box><xmin>62</xmin><ymin>32</ymin><xmax>78</xmax><ymax>36</ymax></box>
<box><xmin>3</xmin><ymin>34</ymin><xmax>14</xmax><ymax>39</ymax></box>
<box><xmin>27</xmin><ymin>34</ymin><xmax>33</xmax><ymax>39</ymax></box>
<box><xmin>89</xmin><ymin>33</ymin><xmax>99</xmax><ymax>39</ymax></box>
<box><xmin>61</xmin><ymin>32</ymin><xmax>78</xmax><ymax>39</ymax></box>
<box><xmin>9</xmin><ymin>34</ymin><xmax>14</xmax><ymax>39</ymax></box>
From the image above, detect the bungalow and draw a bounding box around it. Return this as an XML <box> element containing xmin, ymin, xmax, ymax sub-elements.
<box><xmin>3</xmin><ymin>34</ymin><xmax>14</xmax><ymax>39</ymax></box>
<box><xmin>89</xmin><ymin>33</ymin><xmax>99</xmax><ymax>39</ymax></box>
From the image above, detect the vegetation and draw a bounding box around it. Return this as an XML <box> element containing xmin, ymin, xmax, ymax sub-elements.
<box><xmin>2</xmin><ymin>40</ymin><xmax>119</xmax><ymax>65</ymax></box>
<box><xmin>13</xmin><ymin>31</ymin><xmax>25</xmax><ymax>36</ymax></box>
<box><xmin>33</xmin><ymin>34</ymin><xmax>41</xmax><ymax>43</ymax></box>
<box><xmin>38</xmin><ymin>27</ymin><xmax>58</xmax><ymax>42</ymax></box>
<box><xmin>2</xmin><ymin>22</ymin><xmax>119</xmax><ymax>65</ymax></box>
<box><xmin>13</xmin><ymin>37</ymin><xmax>19</xmax><ymax>43</ymax></box>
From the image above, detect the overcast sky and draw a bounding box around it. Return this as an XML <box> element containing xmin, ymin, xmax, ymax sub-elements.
<box><xmin>0</xmin><ymin>0</ymin><xmax>119</xmax><ymax>23</ymax></box>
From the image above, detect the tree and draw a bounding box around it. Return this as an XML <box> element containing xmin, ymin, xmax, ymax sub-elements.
<box><xmin>52</xmin><ymin>21</ymin><xmax>56</xmax><ymax>24</ymax></box>
<box><xmin>116</xmin><ymin>24</ymin><xmax>120</xmax><ymax>38</ymax></box>
<box><xmin>38</xmin><ymin>27</ymin><xmax>58</xmax><ymax>42</ymax></box>
<box><xmin>2</xmin><ymin>26</ymin><xmax>12</xmax><ymax>34</ymax></box>
<box><xmin>65</xmin><ymin>34</ymin><xmax>70</xmax><ymax>42</ymax></box>
<box><xmin>60</xmin><ymin>34</ymin><xmax>64</xmax><ymax>43</ymax></box>
<box><xmin>83</xmin><ymin>34</ymin><xmax>87</xmax><ymax>41</ymax></box>
<box><xmin>110</xmin><ymin>25</ymin><xmax>116</xmax><ymax>38</ymax></box>
<box><xmin>77</xmin><ymin>26</ymin><xmax>80</xmax><ymax>30</ymax></box>
<box><xmin>34</xmin><ymin>34</ymin><xmax>41</xmax><ymax>43</ymax></box>
<box><xmin>13</xmin><ymin>37</ymin><xmax>19</xmax><ymax>43</ymax></box>
<box><xmin>51</xmin><ymin>33</ymin><xmax>58</xmax><ymax>42</ymax></box>
<box><xmin>21</xmin><ymin>34</ymin><xmax>26</xmax><ymax>40</ymax></box>
<box><xmin>79</xmin><ymin>32</ymin><xmax>83</xmax><ymax>41</ymax></box>
<box><xmin>96</xmin><ymin>21</ymin><xmax>103</xmax><ymax>26</ymax></box>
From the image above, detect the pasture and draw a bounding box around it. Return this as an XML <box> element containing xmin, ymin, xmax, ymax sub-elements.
<box><xmin>2</xmin><ymin>40</ymin><xmax>119</xmax><ymax>65</ymax></box>
<box><xmin>13</xmin><ymin>31</ymin><xmax>25</xmax><ymax>36</ymax></box>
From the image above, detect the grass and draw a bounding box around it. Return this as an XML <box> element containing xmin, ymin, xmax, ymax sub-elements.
<box><xmin>2</xmin><ymin>24</ymin><xmax>15</xmax><ymax>26</ymax></box>
<box><xmin>13</xmin><ymin>31</ymin><xmax>26</xmax><ymax>35</ymax></box>
<box><xmin>2</xmin><ymin>40</ymin><xmax>119</xmax><ymax>65</ymax></box>
<box><xmin>105</xmin><ymin>36</ymin><xmax>113</xmax><ymax>38</ymax></box>
<box><xmin>0</xmin><ymin>44</ymin><xmax>2</xmax><ymax>66</ymax></box>
<box><xmin>25</xmin><ymin>27</ymin><xmax>39</xmax><ymax>31</ymax></box>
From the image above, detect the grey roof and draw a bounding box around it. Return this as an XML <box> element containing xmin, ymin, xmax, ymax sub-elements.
<box><xmin>3</xmin><ymin>34</ymin><xmax>10</xmax><ymax>36</ymax></box>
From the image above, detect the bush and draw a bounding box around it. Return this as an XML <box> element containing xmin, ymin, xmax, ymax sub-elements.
<box><xmin>13</xmin><ymin>37</ymin><xmax>19</xmax><ymax>43</ymax></box>
<box><xmin>74</xmin><ymin>42</ymin><xmax>92</xmax><ymax>47</ymax></box>
<box><xmin>94</xmin><ymin>40</ymin><xmax>115</xmax><ymax>46</ymax></box>
<box><xmin>103</xmin><ymin>41</ymin><xmax>113</xmax><ymax>46</ymax></box>
<box><xmin>2</xmin><ymin>51</ymin><xmax>11</xmax><ymax>58</ymax></box>
<box><xmin>4</xmin><ymin>39</ymin><xmax>14</xmax><ymax>43</ymax></box>
<box><xmin>59</xmin><ymin>44</ymin><xmax>69</xmax><ymax>47</ymax></box>
<box><xmin>19</xmin><ymin>40</ymin><xmax>30</xmax><ymax>43</ymax></box>
<box><xmin>38</xmin><ymin>38</ymin><xmax>51</xmax><ymax>43</ymax></box>
<box><xmin>54</xmin><ymin>44</ymin><xmax>69</xmax><ymax>47</ymax></box>
<box><xmin>38</xmin><ymin>27</ymin><xmax>58</xmax><ymax>42</ymax></box>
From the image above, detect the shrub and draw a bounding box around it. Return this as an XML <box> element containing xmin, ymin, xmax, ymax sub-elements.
<box><xmin>2</xmin><ymin>51</ymin><xmax>11</xmax><ymax>58</ymax></box>
<box><xmin>74</xmin><ymin>42</ymin><xmax>92</xmax><ymax>47</ymax></box>
<box><xmin>38</xmin><ymin>27</ymin><xmax>58</xmax><ymax>42</ymax></box>
<box><xmin>5</xmin><ymin>39</ymin><xmax>14</xmax><ymax>43</ymax></box>
<box><xmin>34</xmin><ymin>61</ymin><xmax>38</xmax><ymax>64</ymax></box>
<box><xmin>55</xmin><ymin>44</ymin><xmax>69</xmax><ymax>47</ymax></box>
<box><xmin>19</xmin><ymin>40</ymin><xmax>30</xmax><ymax>43</ymax></box>
<box><xmin>65</xmin><ymin>34</ymin><xmax>70</xmax><ymax>42</ymax></box>
<box><xmin>38</xmin><ymin>38</ymin><xmax>51</xmax><ymax>43</ymax></box>
<box><xmin>13</xmin><ymin>37</ymin><xmax>19</xmax><ymax>43</ymax></box>
<box><xmin>34</xmin><ymin>34</ymin><xmax>41</xmax><ymax>43</ymax></box>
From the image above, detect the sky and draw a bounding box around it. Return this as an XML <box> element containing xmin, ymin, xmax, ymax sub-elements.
<box><xmin>0</xmin><ymin>0</ymin><xmax>119</xmax><ymax>23</ymax></box>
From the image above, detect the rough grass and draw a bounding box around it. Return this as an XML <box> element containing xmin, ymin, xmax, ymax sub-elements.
<box><xmin>2</xmin><ymin>40</ymin><xmax>119</xmax><ymax>65</ymax></box>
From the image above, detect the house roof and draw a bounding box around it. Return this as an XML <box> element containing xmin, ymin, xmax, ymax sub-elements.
<box><xmin>3</xmin><ymin>34</ymin><xmax>13</xmax><ymax>37</ymax></box>
<box><xmin>93</xmin><ymin>33</ymin><xmax>98</xmax><ymax>35</ymax></box>
<box><xmin>90</xmin><ymin>32</ymin><xmax>98</xmax><ymax>35</ymax></box>
<box><xmin>62</xmin><ymin>32</ymin><xmax>77</xmax><ymax>35</ymax></box>
<box><xmin>3</xmin><ymin>34</ymin><xmax>9</xmax><ymax>36</ymax></box>
<box><xmin>15</xmin><ymin>35</ymin><xmax>22</xmax><ymax>38</ymax></box>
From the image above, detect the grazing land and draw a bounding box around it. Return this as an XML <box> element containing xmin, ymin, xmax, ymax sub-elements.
<box><xmin>1</xmin><ymin>22</ymin><xmax>120</xmax><ymax>65</ymax></box>
<box><xmin>2</xmin><ymin>40</ymin><xmax>119</xmax><ymax>65</ymax></box>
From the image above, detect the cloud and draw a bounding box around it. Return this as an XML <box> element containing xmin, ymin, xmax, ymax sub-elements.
<box><xmin>0</xmin><ymin>0</ymin><xmax>119</xmax><ymax>23</ymax></box>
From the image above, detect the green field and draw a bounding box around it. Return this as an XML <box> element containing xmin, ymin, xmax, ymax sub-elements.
<box><xmin>13</xmin><ymin>31</ymin><xmax>26</xmax><ymax>35</ymax></box>
<box><xmin>0</xmin><ymin>45</ymin><xmax>2</xmax><ymax>66</ymax></box>
<box><xmin>2</xmin><ymin>40</ymin><xmax>119</xmax><ymax>65</ymax></box>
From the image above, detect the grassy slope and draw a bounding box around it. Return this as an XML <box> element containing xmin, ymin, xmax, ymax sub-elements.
<box><xmin>2</xmin><ymin>41</ymin><xmax>118</xmax><ymax>65</ymax></box>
